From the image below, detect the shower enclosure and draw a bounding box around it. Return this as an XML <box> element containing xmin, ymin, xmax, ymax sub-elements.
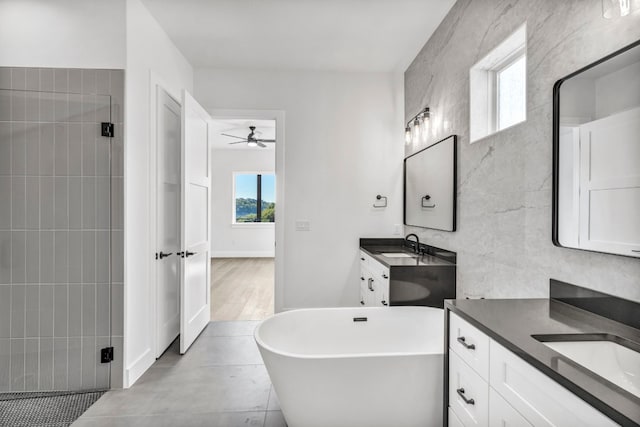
<box><xmin>0</xmin><ymin>67</ymin><xmax>124</xmax><ymax>393</ymax></box>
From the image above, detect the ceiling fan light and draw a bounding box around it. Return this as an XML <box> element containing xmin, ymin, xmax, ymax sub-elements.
<box><xmin>247</xmin><ymin>141</ymin><xmax>258</xmax><ymax>147</ymax></box>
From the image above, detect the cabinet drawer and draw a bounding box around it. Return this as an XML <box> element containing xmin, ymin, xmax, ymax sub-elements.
<box><xmin>449</xmin><ymin>350</ymin><xmax>489</xmax><ymax>427</ymax></box>
<box><xmin>489</xmin><ymin>339</ymin><xmax>618</xmax><ymax>427</ymax></box>
<box><xmin>359</xmin><ymin>251</ymin><xmax>389</xmax><ymax>277</ymax></box>
<box><xmin>448</xmin><ymin>407</ymin><xmax>465</xmax><ymax>427</ymax></box>
<box><xmin>449</xmin><ymin>312</ymin><xmax>490</xmax><ymax>380</ymax></box>
<box><xmin>368</xmin><ymin>257</ymin><xmax>390</xmax><ymax>281</ymax></box>
<box><xmin>489</xmin><ymin>388</ymin><xmax>532</xmax><ymax>427</ymax></box>
<box><xmin>359</xmin><ymin>250</ymin><xmax>374</xmax><ymax>268</ymax></box>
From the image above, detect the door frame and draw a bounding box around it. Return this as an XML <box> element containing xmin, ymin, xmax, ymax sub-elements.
<box><xmin>149</xmin><ymin>71</ymin><xmax>183</xmax><ymax>358</ymax></box>
<box><xmin>208</xmin><ymin>109</ymin><xmax>286</xmax><ymax>314</ymax></box>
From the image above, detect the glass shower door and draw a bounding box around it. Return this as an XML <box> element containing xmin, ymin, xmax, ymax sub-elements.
<box><xmin>0</xmin><ymin>88</ymin><xmax>112</xmax><ymax>392</ymax></box>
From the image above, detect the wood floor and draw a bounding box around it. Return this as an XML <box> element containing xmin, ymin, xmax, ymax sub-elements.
<box><xmin>210</xmin><ymin>258</ymin><xmax>274</xmax><ymax>321</ymax></box>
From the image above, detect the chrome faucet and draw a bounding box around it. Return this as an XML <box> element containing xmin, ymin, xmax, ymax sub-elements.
<box><xmin>405</xmin><ymin>233</ymin><xmax>420</xmax><ymax>254</ymax></box>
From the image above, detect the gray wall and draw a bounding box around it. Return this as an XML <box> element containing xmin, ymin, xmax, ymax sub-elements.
<box><xmin>0</xmin><ymin>67</ymin><xmax>124</xmax><ymax>390</ymax></box>
<box><xmin>404</xmin><ymin>0</ymin><xmax>640</xmax><ymax>301</ymax></box>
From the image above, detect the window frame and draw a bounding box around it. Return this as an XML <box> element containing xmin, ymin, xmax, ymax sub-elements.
<box><xmin>494</xmin><ymin>50</ymin><xmax>527</xmax><ymax>132</ymax></box>
<box><xmin>469</xmin><ymin>23</ymin><xmax>527</xmax><ymax>143</ymax></box>
<box><xmin>231</xmin><ymin>171</ymin><xmax>276</xmax><ymax>226</ymax></box>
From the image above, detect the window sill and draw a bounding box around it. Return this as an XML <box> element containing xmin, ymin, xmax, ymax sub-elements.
<box><xmin>469</xmin><ymin>117</ymin><xmax>527</xmax><ymax>144</ymax></box>
<box><xmin>231</xmin><ymin>223</ymin><xmax>275</xmax><ymax>229</ymax></box>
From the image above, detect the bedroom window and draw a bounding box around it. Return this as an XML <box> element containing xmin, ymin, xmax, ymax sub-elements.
<box><xmin>233</xmin><ymin>173</ymin><xmax>275</xmax><ymax>223</ymax></box>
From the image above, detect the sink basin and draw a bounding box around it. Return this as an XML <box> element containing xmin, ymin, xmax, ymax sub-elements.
<box><xmin>535</xmin><ymin>335</ymin><xmax>640</xmax><ymax>398</ymax></box>
<box><xmin>380</xmin><ymin>253</ymin><xmax>414</xmax><ymax>258</ymax></box>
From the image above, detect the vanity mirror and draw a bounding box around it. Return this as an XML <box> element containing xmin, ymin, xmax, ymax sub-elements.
<box><xmin>404</xmin><ymin>135</ymin><xmax>457</xmax><ymax>231</ymax></box>
<box><xmin>553</xmin><ymin>39</ymin><xmax>640</xmax><ymax>258</ymax></box>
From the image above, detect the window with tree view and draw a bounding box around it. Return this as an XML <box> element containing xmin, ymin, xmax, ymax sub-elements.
<box><xmin>234</xmin><ymin>173</ymin><xmax>275</xmax><ymax>223</ymax></box>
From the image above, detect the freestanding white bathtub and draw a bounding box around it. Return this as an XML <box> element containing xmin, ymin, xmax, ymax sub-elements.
<box><xmin>254</xmin><ymin>306</ymin><xmax>444</xmax><ymax>427</ymax></box>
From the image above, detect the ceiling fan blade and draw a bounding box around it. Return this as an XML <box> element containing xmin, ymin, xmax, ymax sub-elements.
<box><xmin>257</xmin><ymin>141</ymin><xmax>267</xmax><ymax>148</ymax></box>
<box><xmin>228</xmin><ymin>140</ymin><xmax>248</xmax><ymax>145</ymax></box>
<box><xmin>221</xmin><ymin>133</ymin><xmax>246</xmax><ymax>140</ymax></box>
<box><xmin>255</xmin><ymin>139</ymin><xmax>276</xmax><ymax>143</ymax></box>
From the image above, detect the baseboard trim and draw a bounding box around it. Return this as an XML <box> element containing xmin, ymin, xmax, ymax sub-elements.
<box><xmin>125</xmin><ymin>348</ymin><xmax>154</xmax><ymax>388</ymax></box>
<box><xmin>211</xmin><ymin>251</ymin><xmax>275</xmax><ymax>258</ymax></box>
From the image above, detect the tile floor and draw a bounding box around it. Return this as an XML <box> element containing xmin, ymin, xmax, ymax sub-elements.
<box><xmin>72</xmin><ymin>321</ymin><xmax>286</xmax><ymax>427</ymax></box>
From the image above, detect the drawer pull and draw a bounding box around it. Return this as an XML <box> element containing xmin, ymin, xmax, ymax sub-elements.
<box><xmin>456</xmin><ymin>388</ymin><xmax>475</xmax><ymax>405</ymax></box>
<box><xmin>360</xmin><ymin>257</ymin><xmax>365</xmax><ymax>261</ymax></box>
<box><xmin>382</xmin><ymin>273</ymin><xmax>389</xmax><ymax>279</ymax></box>
<box><xmin>457</xmin><ymin>336</ymin><xmax>475</xmax><ymax>350</ymax></box>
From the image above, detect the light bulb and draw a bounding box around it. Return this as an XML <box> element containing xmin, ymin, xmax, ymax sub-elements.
<box><xmin>603</xmin><ymin>0</ymin><xmax>632</xmax><ymax>18</ymax></box>
<box><xmin>405</xmin><ymin>126</ymin><xmax>412</xmax><ymax>144</ymax></box>
<box><xmin>420</xmin><ymin>112</ymin><xmax>430</xmax><ymax>143</ymax></box>
<box><xmin>620</xmin><ymin>0</ymin><xmax>631</xmax><ymax>15</ymax></box>
<box><xmin>412</xmin><ymin>117</ymin><xmax>421</xmax><ymax>142</ymax></box>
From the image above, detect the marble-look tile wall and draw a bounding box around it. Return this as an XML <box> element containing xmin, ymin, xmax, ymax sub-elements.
<box><xmin>404</xmin><ymin>0</ymin><xmax>640</xmax><ymax>301</ymax></box>
<box><xmin>0</xmin><ymin>67</ymin><xmax>124</xmax><ymax>391</ymax></box>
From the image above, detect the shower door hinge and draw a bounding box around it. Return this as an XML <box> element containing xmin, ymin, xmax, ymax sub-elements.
<box><xmin>100</xmin><ymin>347</ymin><xmax>114</xmax><ymax>363</ymax></box>
<box><xmin>101</xmin><ymin>122</ymin><xmax>114</xmax><ymax>138</ymax></box>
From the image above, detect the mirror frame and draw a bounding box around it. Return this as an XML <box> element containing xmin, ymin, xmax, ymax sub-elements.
<box><xmin>552</xmin><ymin>38</ymin><xmax>640</xmax><ymax>258</ymax></box>
<box><xmin>403</xmin><ymin>134</ymin><xmax>457</xmax><ymax>232</ymax></box>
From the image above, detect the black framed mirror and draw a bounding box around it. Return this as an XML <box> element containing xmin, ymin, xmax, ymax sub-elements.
<box><xmin>552</xmin><ymin>39</ymin><xmax>640</xmax><ymax>258</ymax></box>
<box><xmin>404</xmin><ymin>135</ymin><xmax>457</xmax><ymax>231</ymax></box>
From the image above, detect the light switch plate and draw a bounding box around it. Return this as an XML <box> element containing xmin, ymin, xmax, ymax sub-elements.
<box><xmin>393</xmin><ymin>224</ymin><xmax>403</xmax><ymax>235</ymax></box>
<box><xmin>295</xmin><ymin>220</ymin><xmax>311</xmax><ymax>231</ymax></box>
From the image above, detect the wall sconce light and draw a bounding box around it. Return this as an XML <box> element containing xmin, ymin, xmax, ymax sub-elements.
<box><xmin>405</xmin><ymin>107</ymin><xmax>430</xmax><ymax>144</ymax></box>
<box><xmin>603</xmin><ymin>0</ymin><xmax>632</xmax><ymax>18</ymax></box>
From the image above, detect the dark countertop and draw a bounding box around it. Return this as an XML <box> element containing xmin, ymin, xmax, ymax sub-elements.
<box><xmin>446</xmin><ymin>298</ymin><xmax>640</xmax><ymax>426</ymax></box>
<box><xmin>360</xmin><ymin>245</ymin><xmax>455</xmax><ymax>267</ymax></box>
<box><xmin>359</xmin><ymin>238</ymin><xmax>456</xmax><ymax>268</ymax></box>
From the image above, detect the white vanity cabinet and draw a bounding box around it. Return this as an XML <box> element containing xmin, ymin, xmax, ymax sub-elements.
<box><xmin>359</xmin><ymin>251</ymin><xmax>389</xmax><ymax>307</ymax></box>
<box><xmin>447</xmin><ymin>312</ymin><xmax>618</xmax><ymax>427</ymax></box>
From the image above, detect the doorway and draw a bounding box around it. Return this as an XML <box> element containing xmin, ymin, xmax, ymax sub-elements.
<box><xmin>209</xmin><ymin>117</ymin><xmax>278</xmax><ymax>321</ymax></box>
<box><xmin>151</xmin><ymin>85</ymin><xmax>213</xmax><ymax>357</ymax></box>
<box><xmin>155</xmin><ymin>87</ymin><xmax>181</xmax><ymax>355</ymax></box>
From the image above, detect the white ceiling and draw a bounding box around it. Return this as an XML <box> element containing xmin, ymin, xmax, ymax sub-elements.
<box><xmin>211</xmin><ymin>119</ymin><xmax>276</xmax><ymax>150</ymax></box>
<box><xmin>139</xmin><ymin>0</ymin><xmax>455</xmax><ymax>72</ymax></box>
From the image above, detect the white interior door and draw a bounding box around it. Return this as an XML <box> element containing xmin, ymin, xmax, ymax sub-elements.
<box><xmin>578</xmin><ymin>107</ymin><xmax>640</xmax><ymax>257</ymax></box>
<box><xmin>156</xmin><ymin>87</ymin><xmax>181</xmax><ymax>356</ymax></box>
<box><xmin>180</xmin><ymin>90</ymin><xmax>212</xmax><ymax>353</ymax></box>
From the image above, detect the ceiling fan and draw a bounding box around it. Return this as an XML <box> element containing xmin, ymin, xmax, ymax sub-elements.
<box><xmin>222</xmin><ymin>126</ymin><xmax>275</xmax><ymax>148</ymax></box>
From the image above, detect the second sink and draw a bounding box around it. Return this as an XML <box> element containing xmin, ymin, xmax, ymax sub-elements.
<box><xmin>534</xmin><ymin>334</ymin><xmax>640</xmax><ymax>398</ymax></box>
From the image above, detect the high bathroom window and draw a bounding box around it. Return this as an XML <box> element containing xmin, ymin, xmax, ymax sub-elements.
<box><xmin>497</xmin><ymin>53</ymin><xmax>526</xmax><ymax>130</ymax></box>
<box><xmin>470</xmin><ymin>23</ymin><xmax>527</xmax><ymax>143</ymax></box>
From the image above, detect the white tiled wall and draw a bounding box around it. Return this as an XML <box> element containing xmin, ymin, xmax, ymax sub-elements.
<box><xmin>0</xmin><ymin>67</ymin><xmax>124</xmax><ymax>391</ymax></box>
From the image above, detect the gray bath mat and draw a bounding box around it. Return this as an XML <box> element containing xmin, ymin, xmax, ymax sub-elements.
<box><xmin>0</xmin><ymin>390</ymin><xmax>105</xmax><ymax>427</ymax></box>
